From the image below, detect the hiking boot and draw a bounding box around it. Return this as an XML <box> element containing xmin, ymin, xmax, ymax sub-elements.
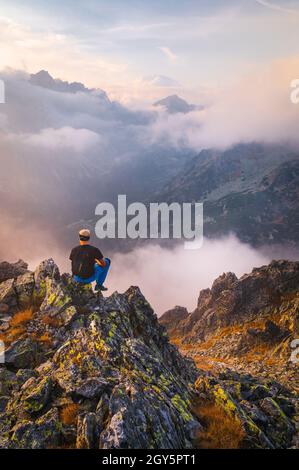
<box><xmin>95</xmin><ymin>284</ymin><xmax>108</xmax><ymax>292</ymax></box>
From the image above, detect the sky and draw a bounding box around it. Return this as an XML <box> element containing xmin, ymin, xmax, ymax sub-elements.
<box><xmin>0</xmin><ymin>0</ymin><xmax>299</xmax><ymax>104</ymax></box>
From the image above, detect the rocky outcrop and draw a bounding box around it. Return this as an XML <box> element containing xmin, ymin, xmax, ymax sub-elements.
<box><xmin>160</xmin><ymin>260</ymin><xmax>299</xmax><ymax>448</ymax></box>
<box><xmin>195</xmin><ymin>370</ymin><xmax>297</xmax><ymax>449</ymax></box>
<box><xmin>1</xmin><ymin>258</ymin><xmax>298</xmax><ymax>449</ymax></box>
<box><xmin>164</xmin><ymin>260</ymin><xmax>299</xmax><ymax>343</ymax></box>
<box><xmin>0</xmin><ymin>260</ymin><xmax>29</xmax><ymax>284</ymax></box>
<box><xmin>159</xmin><ymin>306</ymin><xmax>189</xmax><ymax>336</ymax></box>
<box><xmin>0</xmin><ymin>259</ymin><xmax>200</xmax><ymax>449</ymax></box>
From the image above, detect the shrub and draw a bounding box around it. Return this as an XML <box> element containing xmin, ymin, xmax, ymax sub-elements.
<box><xmin>0</xmin><ymin>325</ymin><xmax>26</xmax><ymax>346</ymax></box>
<box><xmin>60</xmin><ymin>403</ymin><xmax>79</xmax><ymax>425</ymax></box>
<box><xmin>10</xmin><ymin>308</ymin><xmax>34</xmax><ymax>327</ymax></box>
<box><xmin>194</xmin><ymin>403</ymin><xmax>245</xmax><ymax>449</ymax></box>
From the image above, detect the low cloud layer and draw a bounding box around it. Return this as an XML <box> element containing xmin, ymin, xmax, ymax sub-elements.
<box><xmin>3</xmin><ymin>233</ymin><xmax>270</xmax><ymax>316</ymax></box>
<box><xmin>108</xmin><ymin>235</ymin><xmax>271</xmax><ymax>314</ymax></box>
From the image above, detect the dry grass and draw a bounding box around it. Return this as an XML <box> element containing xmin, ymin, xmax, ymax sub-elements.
<box><xmin>194</xmin><ymin>403</ymin><xmax>245</xmax><ymax>449</ymax></box>
<box><xmin>0</xmin><ymin>325</ymin><xmax>26</xmax><ymax>346</ymax></box>
<box><xmin>30</xmin><ymin>331</ymin><xmax>53</xmax><ymax>345</ymax></box>
<box><xmin>10</xmin><ymin>308</ymin><xmax>34</xmax><ymax>327</ymax></box>
<box><xmin>60</xmin><ymin>403</ymin><xmax>79</xmax><ymax>425</ymax></box>
<box><xmin>193</xmin><ymin>355</ymin><xmax>229</xmax><ymax>371</ymax></box>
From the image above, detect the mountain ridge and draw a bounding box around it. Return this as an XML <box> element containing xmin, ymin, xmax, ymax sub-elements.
<box><xmin>0</xmin><ymin>258</ymin><xmax>298</xmax><ymax>448</ymax></box>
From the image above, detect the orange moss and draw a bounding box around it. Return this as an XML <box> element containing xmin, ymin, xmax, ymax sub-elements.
<box><xmin>60</xmin><ymin>403</ymin><xmax>79</xmax><ymax>425</ymax></box>
<box><xmin>0</xmin><ymin>325</ymin><xmax>26</xmax><ymax>346</ymax></box>
<box><xmin>30</xmin><ymin>331</ymin><xmax>53</xmax><ymax>345</ymax></box>
<box><xmin>10</xmin><ymin>308</ymin><xmax>34</xmax><ymax>327</ymax></box>
<box><xmin>194</xmin><ymin>403</ymin><xmax>245</xmax><ymax>449</ymax></box>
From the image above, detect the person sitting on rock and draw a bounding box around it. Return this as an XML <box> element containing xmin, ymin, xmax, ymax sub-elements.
<box><xmin>69</xmin><ymin>229</ymin><xmax>110</xmax><ymax>292</ymax></box>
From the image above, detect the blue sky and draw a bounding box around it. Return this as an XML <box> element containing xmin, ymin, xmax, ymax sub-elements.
<box><xmin>0</xmin><ymin>0</ymin><xmax>299</xmax><ymax>103</ymax></box>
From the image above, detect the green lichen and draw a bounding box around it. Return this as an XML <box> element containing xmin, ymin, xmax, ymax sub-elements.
<box><xmin>171</xmin><ymin>394</ymin><xmax>192</xmax><ymax>422</ymax></box>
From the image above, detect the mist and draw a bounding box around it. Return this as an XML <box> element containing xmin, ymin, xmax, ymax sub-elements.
<box><xmin>107</xmin><ymin>235</ymin><xmax>271</xmax><ymax>314</ymax></box>
<box><xmin>145</xmin><ymin>57</ymin><xmax>299</xmax><ymax>150</ymax></box>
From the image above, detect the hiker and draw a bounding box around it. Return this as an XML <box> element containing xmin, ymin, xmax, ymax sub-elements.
<box><xmin>69</xmin><ymin>229</ymin><xmax>110</xmax><ymax>291</ymax></box>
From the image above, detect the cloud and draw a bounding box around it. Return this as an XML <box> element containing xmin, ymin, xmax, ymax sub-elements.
<box><xmin>17</xmin><ymin>127</ymin><xmax>101</xmax><ymax>153</ymax></box>
<box><xmin>0</xmin><ymin>16</ymin><xmax>128</xmax><ymax>90</ymax></box>
<box><xmin>0</xmin><ymin>227</ymin><xmax>270</xmax><ymax>316</ymax></box>
<box><xmin>254</xmin><ymin>0</ymin><xmax>299</xmax><ymax>15</ymax></box>
<box><xmin>104</xmin><ymin>22</ymin><xmax>172</xmax><ymax>35</ymax></box>
<box><xmin>92</xmin><ymin>235</ymin><xmax>271</xmax><ymax>314</ymax></box>
<box><xmin>159</xmin><ymin>46</ymin><xmax>177</xmax><ymax>63</ymax></box>
<box><xmin>145</xmin><ymin>56</ymin><xmax>299</xmax><ymax>150</ymax></box>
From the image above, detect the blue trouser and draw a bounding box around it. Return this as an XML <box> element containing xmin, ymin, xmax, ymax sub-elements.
<box><xmin>74</xmin><ymin>258</ymin><xmax>110</xmax><ymax>286</ymax></box>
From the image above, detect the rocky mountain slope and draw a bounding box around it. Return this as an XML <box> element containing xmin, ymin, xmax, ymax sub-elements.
<box><xmin>0</xmin><ymin>259</ymin><xmax>298</xmax><ymax>449</ymax></box>
<box><xmin>154</xmin><ymin>143</ymin><xmax>299</xmax><ymax>246</ymax></box>
<box><xmin>0</xmin><ymin>259</ymin><xmax>200</xmax><ymax>449</ymax></box>
<box><xmin>160</xmin><ymin>260</ymin><xmax>299</xmax><ymax>447</ymax></box>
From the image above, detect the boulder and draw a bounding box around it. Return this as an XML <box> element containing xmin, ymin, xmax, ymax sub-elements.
<box><xmin>0</xmin><ymin>279</ymin><xmax>17</xmax><ymax>310</ymax></box>
<box><xmin>34</xmin><ymin>259</ymin><xmax>60</xmax><ymax>301</ymax></box>
<box><xmin>76</xmin><ymin>413</ymin><xmax>97</xmax><ymax>449</ymax></box>
<box><xmin>39</xmin><ymin>277</ymin><xmax>77</xmax><ymax>326</ymax></box>
<box><xmin>21</xmin><ymin>377</ymin><xmax>52</xmax><ymax>415</ymax></box>
<box><xmin>11</xmin><ymin>408</ymin><xmax>61</xmax><ymax>449</ymax></box>
<box><xmin>0</xmin><ymin>260</ymin><xmax>28</xmax><ymax>283</ymax></box>
<box><xmin>14</xmin><ymin>272</ymin><xmax>35</xmax><ymax>309</ymax></box>
<box><xmin>5</xmin><ymin>338</ymin><xmax>39</xmax><ymax>369</ymax></box>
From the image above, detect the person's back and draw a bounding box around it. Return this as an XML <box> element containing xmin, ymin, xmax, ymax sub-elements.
<box><xmin>70</xmin><ymin>244</ymin><xmax>103</xmax><ymax>279</ymax></box>
<box><xmin>69</xmin><ymin>229</ymin><xmax>110</xmax><ymax>291</ymax></box>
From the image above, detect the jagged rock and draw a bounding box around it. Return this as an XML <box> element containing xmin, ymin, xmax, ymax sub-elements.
<box><xmin>0</xmin><ymin>369</ymin><xmax>18</xmax><ymax>395</ymax></box>
<box><xmin>165</xmin><ymin>260</ymin><xmax>299</xmax><ymax>342</ymax></box>
<box><xmin>259</xmin><ymin>397</ymin><xmax>295</xmax><ymax>447</ymax></box>
<box><xmin>0</xmin><ymin>260</ymin><xmax>28</xmax><ymax>283</ymax></box>
<box><xmin>159</xmin><ymin>306</ymin><xmax>189</xmax><ymax>336</ymax></box>
<box><xmin>34</xmin><ymin>258</ymin><xmax>60</xmax><ymax>301</ymax></box>
<box><xmin>75</xmin><ymin>378</ymin><xmax>111</xmax><ymax>399</ymax></box>
<box><xmin>21</xmin><ymin>377</ymin><xmax>52</xmax><ymax>415</ymax></box>
<box><xmin>76</xmin><ymin>413</ymin><xmax>97</xmax><ymax>449</ymax></box>
<box><xmin>246</xmin><ymin>320</ymin><xmax>289</xmax><ymax>346</ymax></box>
<box><xmin>39</xmin><ymin>277</ymin><xmax>77</xmax><ymax>326</ymax></box>
<box><xmin>5</xmin><ymin>338</ymin><xmax>40</xmax><ymax>369</ymax></box>
<box><xmin>11</xmin><ymin>408</ymin><xmax>61</xmax><ymax>449</ymax></box>
<box><xmin>210</xmin><ymin>272</ymin><xmax>238</xmax><ymax>301</ymax></box>
<box><xmin>14</xmin><ymin>272</ymin><xmax>35</xmax><ymax>309</ymax></box>
<box><xmin>0</xmin><ymin>279</ymin><xmax>17</xmax><ymax>310</ymax></box>
<box><xmin>62</xmin><ymin>273</ymin><xmax>98</xmax><ymax>306</ymax></box>
<box><xmin>16</xmin><ymin>369</ymin><xmax>38</xmax><ymax>387</ymax></box>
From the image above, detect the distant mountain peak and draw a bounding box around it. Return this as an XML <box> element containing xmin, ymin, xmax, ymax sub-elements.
<box><xmin>29</xmin><ymin>70</ymin><xmax>108</xmax><ymax>100</ymax></box>
<box><xmin>153</xmin><ymin>94</ymin><xmax>203</xmax><ymax>114</ymax></box>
